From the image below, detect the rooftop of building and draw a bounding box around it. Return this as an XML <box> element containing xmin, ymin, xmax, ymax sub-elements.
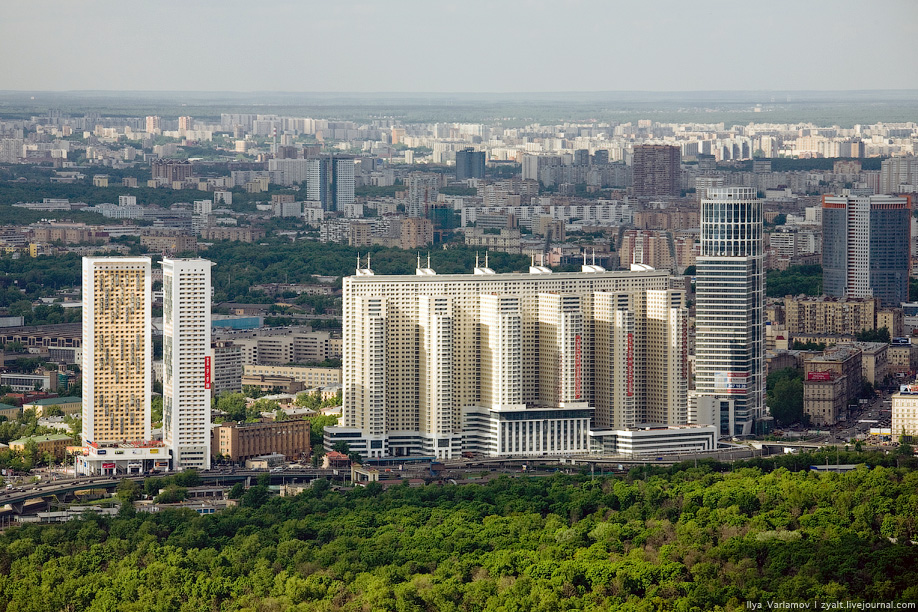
<box><xmin>784</xmin><ymin>295</ymin><xmax>876</xmax><ymax>303</ymax></box>
<box><xmin>346</xmin><ymin>266</ymin><xmax>670</xmax><ymax>282</ymax></box>
<box><xmin>24</xmin><ymin>396</ymin><xmax>82</xmax><ymax>406</ymax></box>
<box><xmin>809</xmin><ymin>347</ymin><xmax>862</xmax><ymax>362</ymax></box>
<box><xmin>8</xmin><ymin>433</ymin><xmax>73</xmax><ymax>445</ymax></box>
<box><xmin>0</xmin><ymin>323</ymin><xmax>82</xmax><ymax>338</ymax></box>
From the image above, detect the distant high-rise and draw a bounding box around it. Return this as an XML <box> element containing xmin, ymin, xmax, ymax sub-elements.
<box><xmin>331</xmin><ymin>156</ymin><xmax>355</xmax><ymax>211</ymax></box>
<box><xmin>306</xmin><ymin>157</ymin><xmax>329</xmax><ymax>209</ymax></box>
<box><xmin>307</xmin><ymin>155</ymin><xmax>355</xmax><ymax>212</ymax></box>
<box><xmin>145</xmin><ymin>115</ymin><xmax>162</xmax><ymax>134</ymax></box>
<box><xmin>632</xmin><ymin>145</ymin><xmax>681</xmax><ymax>197</ymax></box>
<box><xmin>406</xmin><ymin>173</ymin><xmax>440</xmax><ymax>217</ymax></box>
<box><xmin>82</xmin><ymin>257</ymin><xmax>152</xmax><ymax>446</ymax></box>
<box><xmin>693</xmin><ymin>187</ymin><xmax>765</xmax><ymax>437</ymax></box>
<box><xmin>822</xmin><ymin>194</ymin><xmax>911</xmax><ymax>307</ymax></box>
<box><xmin>455</xmin><ymin>148</ymin><xmax>486</xmax><ymax>181</ymax></box>
<box><xmin>879</xmin><ymin>157</ymin><xmax>918</xmax><ymax>195</ymax></box>
<box><xmin>163</xmin><ymin>258</ymin><xmax>212</xmax><ymax>471</ymax></box>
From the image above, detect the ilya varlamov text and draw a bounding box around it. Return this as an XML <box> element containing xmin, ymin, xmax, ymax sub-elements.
<box><xmin>747</xmin><ymin>603</ymin><xmax>908</xmax><ymax>610</ymax></box>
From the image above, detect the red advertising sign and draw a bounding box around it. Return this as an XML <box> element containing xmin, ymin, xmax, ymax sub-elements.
<box><xmin>626</xmin><ymin>332</ymin><xmax>634</xmax><ymax>397</ymax></box>
<box><xmin>204</xmin><ymin>356</ymin><xmax>211</xmax><ymax>390</ymax></box>
<box><xmin>102</xmin><ymin>463</ymin><xmax>116</xmax><ymax>469</ymax></box>
<box><xmin>807</xmin><ymin>370</ymin><xmax>832</xmax><ymax>381</ymax></box>
<box><xmin>574</xmin><ymin>334</ymin><xmax>582</xmax><ymax>400</ymax></box>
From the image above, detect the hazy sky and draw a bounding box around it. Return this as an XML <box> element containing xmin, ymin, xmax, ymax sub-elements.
<box><xmin>1</xmin><ymin>0</ymin><xmax>915</xmax><ymax>93</ymax></box>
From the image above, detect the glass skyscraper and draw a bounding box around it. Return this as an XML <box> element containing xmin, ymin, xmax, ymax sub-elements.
<box><xmin>822</xmin><ymin>194</ymin><xmax>911</xmax><ymax>308</ymax></box>
<box><xmin>693</xmin><ymin>187</ymin><xmax>765</xmax><ymax>437</ymax></box>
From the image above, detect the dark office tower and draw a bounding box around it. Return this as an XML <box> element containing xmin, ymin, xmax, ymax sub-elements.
<box><xmin>573</xmin><ymin>149</ymin><xmax>590</xmax><ymax>166</ymax></box>
<box><xmin>455</xmin><ymin>148</ymin><xmax>485</xmax><ymax>180</ymax></box>
<box><xmin>822</xmin><ymin>194</ymin><xmax>911</xmax><ymax>307</ymax></box>
<box><xmin>632</xmin><ymin>145</ymin><xmax>681</xmax><ymax>197</ymax></box>
<box><xmin>593</xmin><ymin>150</ymin><xmax>610</xmax><ymax>165</ymax></box>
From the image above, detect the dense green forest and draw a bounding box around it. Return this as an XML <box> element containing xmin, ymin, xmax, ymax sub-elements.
<box><xmin>0</xmin><ymin>459</ymin><xmax>915</xmax><ymax>611</ymax></box>
<box><xmin>765</xmin><ymin>265</ymin><xmax>822</xmax><ymax>298</ymax></box>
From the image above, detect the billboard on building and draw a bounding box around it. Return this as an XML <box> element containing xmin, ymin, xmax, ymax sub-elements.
<box><xmin>807</xmin><ymin>371</ymin><xmax>832</xmax><ymax>381</ymax></box>
<box><xmin>714</xmin><ymin>371</ymin><xmax>747</xmax><ymax>393</ymax></box>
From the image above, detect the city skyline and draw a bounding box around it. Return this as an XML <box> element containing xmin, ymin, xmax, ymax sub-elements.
<box><xmin>1</xmin><ymin>0</ymin><xmax>915</xmax><ymax>93</ymax></box>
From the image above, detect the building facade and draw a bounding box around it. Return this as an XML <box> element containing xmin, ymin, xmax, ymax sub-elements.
<box><xmin>212</xmin><ymin>419</ymin><xmax>311</xmax><ymax>462</ymax></box>
<box><xmin>163</xmin><ymin>258</ymin><xmax>213</xmax><ymax>471</ymax></box>
<box><xmin>693</xmin><ymin>187</ymin><xmax>766</xmax><ymax>437</ymax></box>
<box><xmin>327</xmin><ymin>261</ymin><xmax>688</xmax><ymax>459</ymax></box>
<box><xmin>892</xmin><ymin>384</ymin><xmax>918</xmax><ymax>442</ymax></box>
<box><xmin>783</xmin><ymin>296</ymin><xmax>877</xmax><ymax>336</ymax></box>
<box><xmin>822</xmin><ymin>194</ymin><xmax>911</xmax><ymax>307</ymax></box>
<box><xmin>81</xmin><ymin>257</ymin><xmax>152</xmax><ymax>446</ymax></box>
<box><xmin>456</xmin><ymin>148</ymin><xmax>486</xmax><ymax>181</ymax></box>
<box><xmin>632</xmin><ymin>145</ymin><xmax>681</xmax><ymax>197</ymax></box>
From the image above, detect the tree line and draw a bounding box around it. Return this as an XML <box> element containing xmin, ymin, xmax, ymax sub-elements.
<box><xmin>0</xmin><ymin>457</ymin><xmax>915</xmax><ymax>610</ymax></box>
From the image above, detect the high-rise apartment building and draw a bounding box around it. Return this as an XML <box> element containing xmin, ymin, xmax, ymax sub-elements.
<box><xmin>693</xmin><ymin>187</ymin><xmax>765</xmax><ymax>437</ymax></box>
<box><xmin>822</xmin><ymin>194</ymin><xmax>911</xmax><ymax>307</ymax></box>
<box><xmin>455</xmin><ymin>148</ymin><xmax>486</xmax><ymax>181</ymax></box>
<box><xmin>163</xmin><ymin>258</ymin><xmax>213</xmax><ymax>471</ymax></box>
<box><xmin>879</xmin><ymin>157</ymin><xmax>918</xmax><ymax>194</ymax></box>
<box><xmin>145</xmin><ymin>115</ymin><xmax>162</xmax><ymax>134</ymax></box>
<box><xmin>307</xmin><ymin>156</ymin><xmax>355</xmax><ymax>212</ymax></box>
<box><xmin>632</xmin><ymin>145</ymin><xmax>681</xmax><ymax>197</ymax></box>
<box><xmin>306</xmin><ymin>157</ymin><xmax>329</xmax><ymax>209</ymax></box>
<box><xmin>81</xmin><ymin>257</ymin><xmax>152</xmax><ymax>446</ymax></box>
<box><xmin>327</xmin><ymin>261</ymin><xmax>690</xmax><ymax>459</ymax></box>
<box><xmin>332</xmin><ymin>156</ymin><xmax>355</xmax><ymax>211</ymax></box>
<box><xmin>406</xmin><ymin>173</ymin><xmax>440</xmax><ymax>217</ymax></box>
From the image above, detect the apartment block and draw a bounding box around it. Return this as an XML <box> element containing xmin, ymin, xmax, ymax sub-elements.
<box><xmin>892</xmin><ymin>384</ymin><xmax>918</xmax><ymax>441</ymax></box>
<box><xmin>212</xmin><ymin>419</ymin><xmax>311</xmax><ymax>462</ymax></box>
<box><xmin>81</xmin><ymin>257</ymin><xmax>152</xmax><ymax>446</ymax></box>
<box><xmin>327</xmin><ymin>260</ymin><xmax>688</xmax><ymax>459</ymax></box>
<box><xmin>783</xmin><ymin>296</ymin><xmax>877</xmax><ymax>336</ymax></box>
<box><xmin>163</xmin><ymin>258</ymin><xmax>212</xmax><ymax>471</ymax></box>
<box><xmin>242</xmin><ymin>364</ymin><xmax>341</xmax><ymax>388</ymax></box>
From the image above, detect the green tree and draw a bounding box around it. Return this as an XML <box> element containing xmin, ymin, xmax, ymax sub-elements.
<box><xmin>767</xmin><ymin>367</ymin><xmax>805</xmax><ymax>426</ymax></box>
<box><xmin>855</xmin><ymin>327</ymin><xmax>890</xmax><ymax>343</ymax></box>
<box><xmin>116</xmin><ymin>478</ymin><xmax>141</xmax><ymax>503</ymax></box>
<box><xmin>228</xmin><ymin>482</ymin><xmax>245</xmax><ymax>499</ymax></box>
<box><xmin>150</xmin><ymin>396</ymin><xmax>163</xmax><ymax>427</ymax></box>
<box><xmin>241</xmin><ymin>485</ymin><xmax>269</xmax><ymax>508</ymax></box>
<box><xmin>154</xmin><ymin>485</ymin><xmax>188</xmax><ymax>503</ymax></box>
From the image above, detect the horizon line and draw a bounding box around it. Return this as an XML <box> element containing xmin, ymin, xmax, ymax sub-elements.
<box><xmin>2</xmin><ymin>88</ymin><xmax>918</xmax><ymax>96</ymax></box>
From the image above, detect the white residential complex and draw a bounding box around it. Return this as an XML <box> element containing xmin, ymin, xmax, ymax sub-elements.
<box><xmin>326</xmin><ymin>260</ymin><xmax>700</xmax><ymax>459</ymax></box>
<box><xmin>163</xmin><ymin>258</ymin><xmax>213</xmax><ymax>471</ymax></box>
<box><xmin>692</xmin><ymin>187</ymin><xmax>766</xmax><ymax>437</ymax></box>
